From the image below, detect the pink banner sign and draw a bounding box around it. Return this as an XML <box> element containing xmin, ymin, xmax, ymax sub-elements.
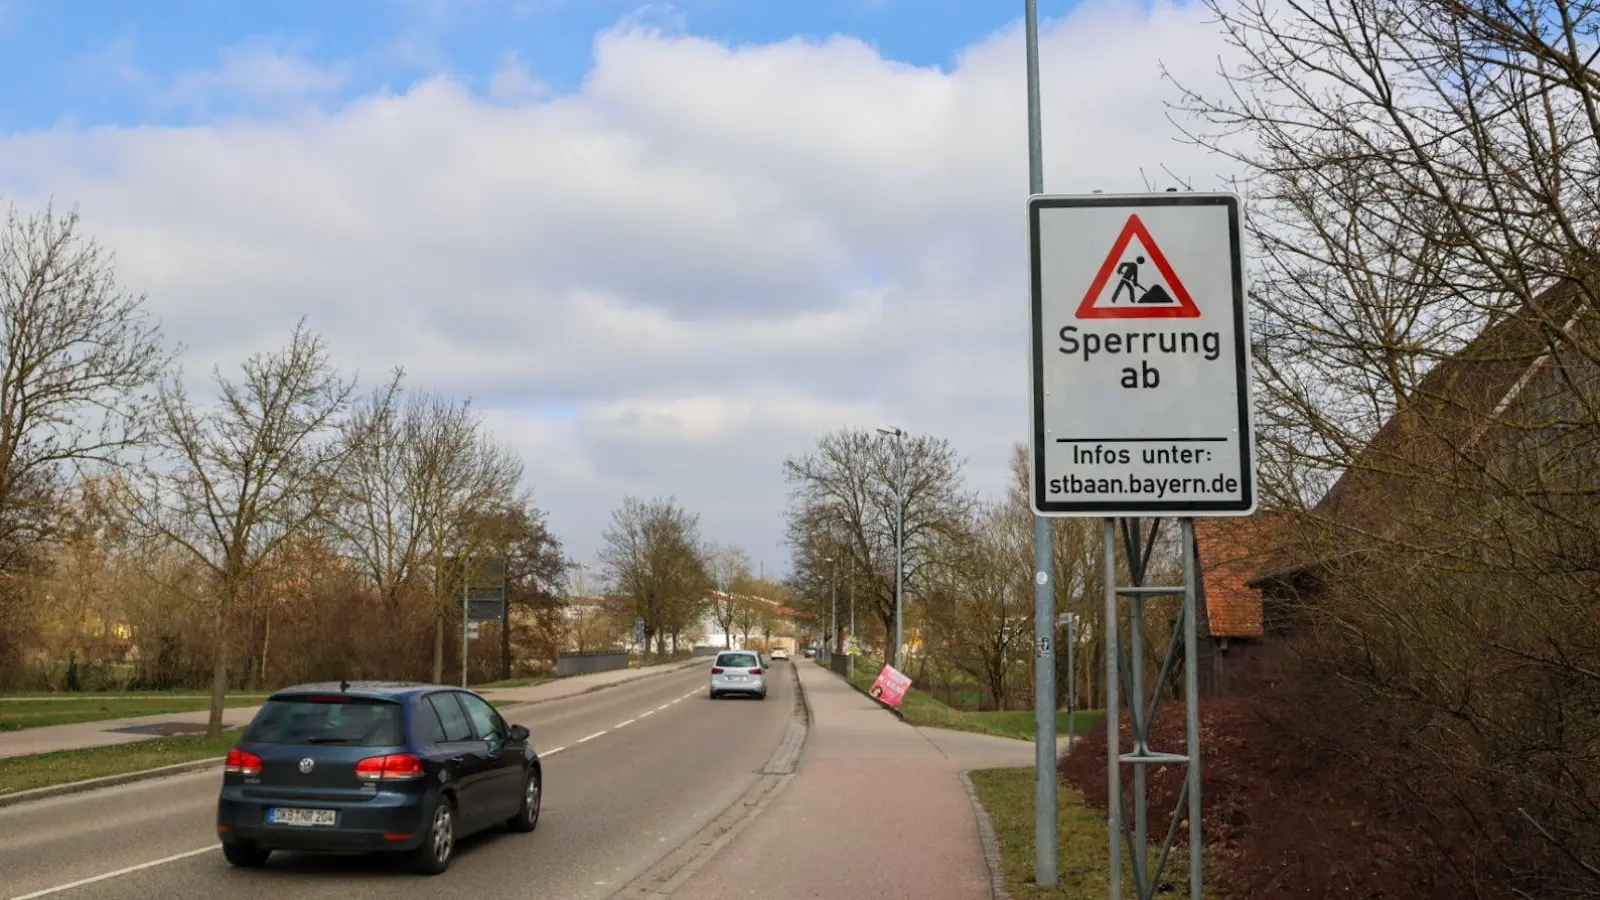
<box><xmin>869</xmin><ymin>665</ymin><xmax>913</xmax><ymax>707</ymax></box>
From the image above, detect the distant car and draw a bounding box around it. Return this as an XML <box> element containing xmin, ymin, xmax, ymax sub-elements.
<box><xmin>802</xmin><ymin>646</ymin><xmax>817</xmax><ymax>658</ymax></box>
<box><xmin>770</xmin><ymin>647</ymin><xmax>789</xmax><ymax>661</ymax></box>
<box><xmin>216</xmin><ymin>681</ymin><xmax>542</xmax><ymax>875</ymax></box>
<box><xmin>709</xmin><ymin>650</ymin><xmax>767</xmax><ymax>699</ymax></box>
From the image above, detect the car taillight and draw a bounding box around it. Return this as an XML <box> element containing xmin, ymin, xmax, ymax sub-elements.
<box><xmin>356</xmin><ymin>753</ymin><xmax>425</xmax><ymax>782</ymax></box>
<box><xmin>224</xmin><ymin>748</ymin><xmax>262</xmax><ymax>777</ymax></box>
<box><xmin>711</xmin><ymin>667</ymin><xmax>724</xmax><ymax>674</ymax></box>
<box><xmin>749</xmin><ymin>668</ymin><xmax>763</xmax><ymax>675</ymax></box>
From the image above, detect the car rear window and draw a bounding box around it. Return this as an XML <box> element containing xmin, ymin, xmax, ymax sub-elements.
<box><xmin>718</xmin><ymin>653</ymin><xmax>758</xmax><ymax>668</ymax></box>
<box><xmin>243</xmin><ymin>697</ymin><xmax>405</xmax><ymax>746</ymax></box>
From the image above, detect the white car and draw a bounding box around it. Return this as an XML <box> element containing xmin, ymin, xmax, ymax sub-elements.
<box><xmin>709</xmin><ymin>650</ymin><xmax>767</xmax><ymax>700</ymax></box>
<box><xmin>770</xmin><ymin>647</ymin><xmax>789</xmax><ymax>661</ymax></box>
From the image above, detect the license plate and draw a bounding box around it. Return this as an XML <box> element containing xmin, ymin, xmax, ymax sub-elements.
<box><xmin>268</xmin><ymin>807</ymin><xmax>337</xmax><ymax>827</ymax></box>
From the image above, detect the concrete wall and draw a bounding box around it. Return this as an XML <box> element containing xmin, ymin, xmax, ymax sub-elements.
<box><xmin>556</xmin><ymin>650</ymin><xmax>630</xmax><ymax>677</ymax></box>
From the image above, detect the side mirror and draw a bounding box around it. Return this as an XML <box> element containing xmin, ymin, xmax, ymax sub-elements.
<box><xmin>508</xmin><ymin>724</ymin><xmax>530</xmax><ymax>743</ymax></box>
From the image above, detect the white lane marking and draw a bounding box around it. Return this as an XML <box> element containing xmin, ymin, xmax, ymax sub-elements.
<box><xmin>543</xmin><ymin>746</ymin><xmax>566</xmax><ymax>757</ymax></box>
<box><xmin>577</xmin><ymin>730</ymin><xmax>607</xmax><ymax>743</ymax></box>
<box><xmin>657</xmin><ymin>704</ymin><xmax>671</xmax><ymax>711</ymax></box>
<box><xmin>615</xmin><ymin>718</ymin><xmax>636</xmax><ymax>728</ymax></box>
<box><xmin>9</xmin><ymin>846</ymin><xmax>216</xmax><ymax>900</ymax></box>
<box><xmin>639</xmin><ymin>709</ymin><xmax>655</xmax><ymax>718</ymax></box>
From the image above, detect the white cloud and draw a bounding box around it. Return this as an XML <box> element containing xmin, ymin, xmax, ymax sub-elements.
<box><xmin>0</xmin><ymin>0</ymin><xmax>1245</xmax><ymax>572</ymax></box>
<box><xmin>76</xmin><ymin>36</ymin><xmax>348</xmax><ymax>119</ymax></box>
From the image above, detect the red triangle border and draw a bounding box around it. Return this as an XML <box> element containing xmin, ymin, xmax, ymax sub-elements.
<box><xmin>1074</xmin><ymin>214</ymin><xmax>1201</xmax><ymax>319</ymax></box>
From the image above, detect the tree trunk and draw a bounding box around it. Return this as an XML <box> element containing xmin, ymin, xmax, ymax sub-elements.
<box><xmin>500</xmin><ymin>607</ymin><xmax>513</xmax><ymax>681</ymax></box>
<box><xmin>259</xmin><ymin>611</ymin><xmax>270</xmax><ymax>688</ymax></box>
<box><xmin>432</xmin><ymin>615</ymin><xmax>444</xmax><ymax>684</ymax></box>
<box><xmin>207</xmin><ymin>587</ymin><xmax>231</xmax><ymax>739</ymax></box>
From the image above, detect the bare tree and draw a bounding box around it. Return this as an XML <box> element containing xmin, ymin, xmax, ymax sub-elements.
<box><xmin>1164</xmin><ymin>0</ymin><xmax>1600</xmax><ymax>893</ymax></box>
<box><xmin>0</xmin><ymin>202</ymin><xmax>172</xmax><ymax>573</ymax></box>
<box><xmin>706</xmin><ymin>542</ymin><xmax>752</xmax><ymax>648</ymax></box>
<box><xmin>387</xmin><ymin>392</ymin><xmax>523</xmax><ymax>683</ymax></box>
<box><xmin>120</xmin><ymin>320</ymin><xmax>358</xmax><ymax>737</ymax></box>
<box><xmin>783</xmin><ymin>427</ymin><xmax>974</xmax><ymax>662</ymax></box>
<box><xmin>601</xmin><ymin>497</ymin><xmax>709</xmax><ymax>658</ymax></box>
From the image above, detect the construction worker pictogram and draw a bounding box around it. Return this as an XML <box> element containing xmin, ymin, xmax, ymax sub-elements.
<box><xmin>1075</xmin><ymin>214</ymin><xmax>1201</xmax><ymax>319</ymax></box>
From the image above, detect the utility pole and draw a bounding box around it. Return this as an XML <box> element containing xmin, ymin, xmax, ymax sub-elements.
<box><xmin>1024</xmin><ymin>0</ymin><xmax>1059</xmax><ymax>886</ymax></box>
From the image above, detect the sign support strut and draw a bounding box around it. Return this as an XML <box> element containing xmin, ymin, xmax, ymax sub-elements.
<box><xmin>1103</xmin><ymin>516</ymin><xmax>1203</xmax><ymax>900</ymax></box>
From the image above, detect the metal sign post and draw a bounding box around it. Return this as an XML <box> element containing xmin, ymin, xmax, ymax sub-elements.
<box><xmin>452</xmin><ymin>556</ymin><xmax>508</xmax><ymax>688</ymax></box>
<box><xmin>1028</xmin><ymin>191</ymin><xmax>1256</xmax><ymax>899</ymax></box>
<box><xmin>1022</xmin><ymin>0</ymin><xmax>1058</xmax><ymax>886</ymax></box>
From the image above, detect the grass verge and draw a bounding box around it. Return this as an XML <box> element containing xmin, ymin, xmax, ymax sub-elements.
<box><xmin>970</xmin><ymin>767</ymin><xmax>1210</xmax><ymax>899</ymax></box>
<box><xmin>841</xmin><ymin>661</ymin><xmax>1103</xmax><ymax>741</ymax></box>
<box><xmin>0</xmin><ymin>732</ymin><xmax>240</xmax><ymax>796</ymax></box>
<box><xmin>0</xmin><ymin>695</ymin><xmax>270</xmax><ymax>732</ymax></box>
<box><xmin>473</xmin><ymin>676</ymin><xmax>556</xmax><ymax>690</ymax></box>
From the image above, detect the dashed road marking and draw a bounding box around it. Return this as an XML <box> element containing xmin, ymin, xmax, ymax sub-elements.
<box><xmin>577</xmin><ymin>731</ymin><xmax>607</xmax><ymax>744</ymax></box>
<box><xmin>543</xmin><ymin>746</ymin><xmax>566</xmax><ymax>757</ymax></box>
<box><xmin>640</xmin><ymin>710</ymin><xmax>655</xmax><ymax>717</ymax></box>
<box><xmin>616</xmin><ymin>718</ymin><xmax>636</xmax><ymax>728</ymax></box>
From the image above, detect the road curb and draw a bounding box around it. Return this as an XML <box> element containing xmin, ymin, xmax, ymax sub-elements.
<box><xmin>960</xmin><ymin>770</ymin><xmax>1014</xmax><ymax>900</ymax></box>
<box><xmin>0</xmin><ymin>756</ymin><xmax>226</xmax><ymax>810</ymax></box>
<box><xmin>608</xmin><ymin>663</ymin><xmax>812</xmax><ymax>900</ymax></box>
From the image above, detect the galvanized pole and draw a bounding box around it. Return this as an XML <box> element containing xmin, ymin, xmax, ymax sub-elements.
<box><xmin>1182</xmin><ymin>519</ymin><xmax>1204</xmax><ymax>900</ymax></box>
<box><xmin>1102</xmin><ymin>518</ymin><xmax>1122</xmax><ymax>899</ymax></box>
<box><xmin>1025</xmin><ymin>0</ymin><xmax>1058</xmax><ymax>886</ymax></box>
<box><xmin>849</xmin><ymin>559</ymin><xmax>857</xmax><ymax>678</ymax></box>
<box><xmin>892</xmin><ymin>430</ymin><xmax>906</xmax><ymax>670</ymax></box>
<box><xmin>1067</xmin><ymin>613</ymin><xmax>1077</xmax><ymax>751</ymax></box>
<box><xmin>831</xmin><ymin>564</ymin><xmax>838</xmax><ymax>657</ymax></box>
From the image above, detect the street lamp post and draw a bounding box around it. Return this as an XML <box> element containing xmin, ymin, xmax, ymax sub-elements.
<box><xmin>876</xmin><ymin>424</ymin><xmax>906</xmax><ymax>670</ymax></box>
<box><xmin>848</xmin><ymin>557</ymin><xmax>856</xmax><ymax>678</ymax></box>
<box><xmin>824</xmin><ymin>556</ymin><xmax>837</xmax><ymax>659</ymax></box>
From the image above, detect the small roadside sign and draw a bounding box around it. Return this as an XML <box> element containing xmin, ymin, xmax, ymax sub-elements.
<box><xmin>1028</xmin><ymin>191</ymin><xmax>1256</xmax><ymax>516</ymax></box>
<box><xmin>634</xmin><ymin>617</ymin><xmax>645</xmax><ymax>646</ymax></box>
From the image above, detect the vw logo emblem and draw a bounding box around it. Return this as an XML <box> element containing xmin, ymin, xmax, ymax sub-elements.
<box><xmin>298</xmin><ymin>758</ymin><xmax>315</xmax><ymax>774</ymax></box>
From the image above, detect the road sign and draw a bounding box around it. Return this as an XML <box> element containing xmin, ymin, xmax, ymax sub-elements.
<box><xmin>1028</xmin><ymin>191</ymin><xmax>1256</xmax><ymax>516</ymax></box>
<box><xmin>449</xmin><ymin>557</ymin><xmax>507</xmax><ymax>622</ymax></box>
<box><xmin>634</xmin><ymin>617</ymin><xmax>645</xmax><ymax>646</ymax></box>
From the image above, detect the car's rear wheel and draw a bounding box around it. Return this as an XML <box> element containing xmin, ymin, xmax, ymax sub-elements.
<box><xmin>409</xmin><ymin>795</ymin><xmax>456</xmax><ymax>875</ymax></box>
<box><xmin>506</xmin><ymin>768</ymin><xmax>542</xmax><ymax>833</ymax></box>
<box><xmin>708</xmin><ymin>690</ymin><xmax>719</xmax><ymax>699</ymax></box>
<box><xmin>221</xmin><ymin>841</ymin><xmax>270</xmax><ymax>868</ymax></box>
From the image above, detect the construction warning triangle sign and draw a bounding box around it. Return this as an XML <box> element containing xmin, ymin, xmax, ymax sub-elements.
<box><xmin>1075</xmin><ymin>214</ymin><xmax>1200</xmax><ymax>319</ymax></box>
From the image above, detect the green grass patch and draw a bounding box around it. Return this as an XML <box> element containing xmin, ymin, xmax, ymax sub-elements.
<box><xmin>842</xmin><ymin>661</ymin><xmax>1102</xmax><ymax>741</ymax></box>
<box><xmin>0</xmin><ymin>695</ymin><xmax>270</xmax><ymax>732</ymax></box>
<box><xmin>0</xmin><ymin>732</ymin><xmax>241</xmax><ymax>796</ymax></box>
<box><xmin>969</xmin><ymin>767</ymin><xmax>1213</xmax><ymax>899</ymax></box>
<box><xmin>473</xmin><ymin>676</ymin><xmax>556</xmax><ymax>690</ymax></box>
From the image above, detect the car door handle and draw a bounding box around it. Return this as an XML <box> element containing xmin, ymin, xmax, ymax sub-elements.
<box><xmin>449</xmin><ymin>755</ymin><xmax>465</xmax><ymax>763</ymax></box>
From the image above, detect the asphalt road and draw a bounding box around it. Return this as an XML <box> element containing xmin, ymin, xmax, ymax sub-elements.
<box><xmin>0</xmin><ymin>660</ymin><xmax>798</xmax><ymax>900</ymax></box>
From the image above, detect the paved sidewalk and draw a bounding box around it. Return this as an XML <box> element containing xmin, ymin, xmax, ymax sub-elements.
<box><xmin>670</xmin><ymin>661</ymin><xmax>1035</xmax><ymax>900</ymax></box>
<box><xmin>0</xmin><ymin>658</ymin><xmax>707</xmax><ymax>760</ymax></box>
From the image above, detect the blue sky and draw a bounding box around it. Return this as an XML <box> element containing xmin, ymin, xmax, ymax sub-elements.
<box><xmin>0</xmin><ymin>0</ymin><xmax>1085</xmax><ymax>132</ymax></box>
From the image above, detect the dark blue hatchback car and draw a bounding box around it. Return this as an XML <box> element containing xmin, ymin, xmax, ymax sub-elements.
<box><xmin>216</xmin><ymin>681</ymin><xmax>541</xmax><ymax>874</ymax></box>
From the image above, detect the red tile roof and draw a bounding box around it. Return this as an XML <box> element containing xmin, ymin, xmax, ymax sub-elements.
<box><xmin>1195</xmin><ymin>514</ymin><xmax>1288</xmax><ymax>639</ymax></box>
